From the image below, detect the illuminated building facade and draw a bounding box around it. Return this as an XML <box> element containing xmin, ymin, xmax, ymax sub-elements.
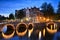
<box><xmin>15</xmin><ymin>7</ymin><xmax>44</xmax><ymax>23</ymax></box>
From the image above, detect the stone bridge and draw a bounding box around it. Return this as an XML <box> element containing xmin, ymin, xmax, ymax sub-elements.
<box><xmin>0</xmin><ymin>21</ymin><xmax>60</xmax><ymax>39</ymax></box>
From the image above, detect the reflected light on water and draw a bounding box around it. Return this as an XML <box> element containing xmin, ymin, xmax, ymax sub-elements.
<box><xmin>28</xmin><ymin>28</ymin><xmax>33</xmax><ymax>38</ymax></box>
<box><xmin>43</xmin><ymin>29</ymin><xmax>45</xmax><ymax>37</ymax></box>
<box><xmin>2</xmin><ymin>31</ymin><xmax>15</xmax><ymax>39</ymax></box>
<box><xmin>46</xmin><ymin>27</ymin><xmax>57</xmax><ymax>34</ymax></box>
<box><xmin>16</xmin><ymin>29</ymin><xmax>27</xmax><ymax>36</ymax></box>
<box><xmin>46</xmin><ymin>23</ymin><xmax>57</xmax><ymax>34</ymax></box>
<box><xmin>39</xmin><ymin>31</ymin><xmax>41</xmax><ymax>40</ymax></box>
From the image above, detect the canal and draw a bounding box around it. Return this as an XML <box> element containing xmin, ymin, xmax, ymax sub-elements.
<box><xmin>0</xmin><ymin>22</ymin><xmax>60</xmax><ymax>40</ymax></box>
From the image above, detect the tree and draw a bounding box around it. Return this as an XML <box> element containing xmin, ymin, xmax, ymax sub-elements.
<box><xmin>9</xmin><ymin>13</ymin><xmax>15</xmax><ymax>19</ymax></box>
<box><xmin>41</xmin><ymin>2</ymin><xmax>48</xmax><ymax>16</ymax></box>
<box><xmin>57</xmin><ymin>2</ymin><xmax>60</xmax><ymax>14</ymax></box>
<box><xmin>0</xmin><ymin>15</ymin><xmax>6</xmax><ymax>20</ymax></box>
<box><xmin>41</xmin><ymin>3</ymin><xmax>55</xmax><ymax>19</ymax></box>
<box><xmin>47</xmin><ymin>3</ymin><xmax>54</xmax><ymax>16</ymax></box>
<box><xmin>54</xmin><ymin>2</ymin><xmax>60</xmax><ymax>20</ymax></box>
<box><xmin>47</xmin><ymin>3</ymin><xmax>55</xmax><ymax>19</ymax></box>
<box><xmin>15</xmin><ymin>9</ymin><xmax>26</xmax><ymax>19</ymax></box>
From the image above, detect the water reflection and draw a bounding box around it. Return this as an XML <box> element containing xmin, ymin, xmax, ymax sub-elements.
<box><xmin>0</xmin><ymin>22</ymin><xmax>59</xmax><ymax>40</ymax></box>
<box><xmin>2</xmin><ymin>35</ymin><xmax>28</xmax><ymax>40</ymax></box>
<box><xmin>0</xmin><ymin>30</ymin><xmax>59</xmax><ymax>40</ymax></box>
<box><xmin>2</xmin><ymin>24</ymin><xmax>15</xmax><ymax>39</ymax></box>
<box><xmin>39</xmin><ymin>31</ymin><xmax>41</xmax><ymax>40</ymax></box>
<box><xmin>53</xmin><ymin>32</ymin><xmax>60</xmax><ymax>40</ymax></box>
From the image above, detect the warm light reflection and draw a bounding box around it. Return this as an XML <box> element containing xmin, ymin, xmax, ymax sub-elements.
<box><xmin>16</xmin><ymin>29</ymin><xmax>27</xmax><ymax>36</ymax></box>
<box><xmin>28</xmin><ymin>28</ymin><xmax>33</xmax><ymax>37</ymax></box>
<box><xmin>51</xmin><ymin>25</ymin><xmax>52</xmax><ymax>30</ymax></box>
<box><xmin>28</xmin><ymin>23</ymin><xmax>34</xmax><ymax>37</ymax></box>
<box><xmin>46</xmin><ymin>27</ymin><xmax>57</xmax><ymax>34</ymax></box>
<box><xmin>46</xmin><ymin>23</ymin><xmax>57</xmax><ymax>34</ymax></box>
<box><xmin>43</xmin><ymin>29</ymin><xmax>45</xmax><ymax>36</ymax></box>
<box><xmin>39</xmin><ymin>31</ymin><xmax>41</xmax><ymax>40</ymax></box>
<box><xmin>2</xmin><ymin>31</ymin><xmax>15</xmax><ymax>39</ymax></box>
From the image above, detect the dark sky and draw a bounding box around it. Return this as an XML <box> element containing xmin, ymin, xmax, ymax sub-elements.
<box><xmin>0</xmin><ymin>0</ymin><xmax>60</xmax><ymax>17</ymax></box>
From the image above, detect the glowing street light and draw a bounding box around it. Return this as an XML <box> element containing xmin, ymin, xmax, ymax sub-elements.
<box><xmin>25</xmin><ymin>17</ymin><xmax>31</xmax><ymax>21</ymax></box>
<box><xmin>40</xmin><ymin>17</ymin><xmax>41</xmax><ymax>19</ymax></box>
<box><xmin>46</xmin><ymin>18</ymin><xmax>50</xmax><ymax>22</ymax></box>
<box><xmin>43</xmin><ymin>17</ymin><xmax>46</xmax><ymax>21</ymax></box>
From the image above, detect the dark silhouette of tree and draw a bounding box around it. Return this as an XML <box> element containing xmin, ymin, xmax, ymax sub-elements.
<box><xmin>57</xmin><ymin>2</ymin><xmax>60</xmax><ymax>14</ymax></box>
<box><xmin>15</xmin><ymin>9</ymin><xmax>26</xmax><ymax>19</ymax></box>
<box><xmin>47</xmin><ymin>3</ymin><xmax>54</xmax><ymax>16</ymax></box>
<box><xmin>55</xmin><ymin>2</ymin><xmax>60</xmax><ymax>20</ymax></box>
<box><xmin>0</xmin><ymin>15</ymin><xmax>7</xmax><ymax>20</ymax></box>
<box><xmin>0</xmin><ymin>15</ymin><xmax>2</xmax><ymax>20</ymax></box>
<box><xmin>1</xmin><ymin>16</ymin><xmax>6</xmax><ymax>20</ymax></box>
<box><xmin>41</xmin><ymin>2</ymin><xmax>48</xmax><ymax>16</ymax></box>
<box><xmin>41</xmin><ymin>3</ymin><xmax>55</xmax><ymax>19</ymax></box>
<box><xmin>9</xmin><ymin>13</ymin><xmax>15</xmax><ymax>20</ymax></box>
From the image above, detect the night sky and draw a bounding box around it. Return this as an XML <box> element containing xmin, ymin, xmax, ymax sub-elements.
<box><xmin>0</xmin><ymin>0</ymin><xmax>60</xmax><ymax>17</ymax></box>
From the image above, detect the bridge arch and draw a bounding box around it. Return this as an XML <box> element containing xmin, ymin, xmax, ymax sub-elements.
<box><xmin>2</xmin><ymin>24</ymin><xmax>15</xmax><ymax>39</ymax></box>
<box><xmin>16</xmin><ymin>23</ymin><xmax>27</xmax><ymax>37</ymax></box>
<box><xmin>46</xmin><ymin>22</ymin><xmax>57</xmax><ymax>34</ymax></box>
<box><xmin>28</xmin><ymin>23</ymin><xmax>34</xmax><ymax>37</ymax></box>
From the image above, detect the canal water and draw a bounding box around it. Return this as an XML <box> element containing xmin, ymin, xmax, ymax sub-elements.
<box><xmin>0</xmin><ymin>32</ymin><xmax>60</xmax><ymax>40</ymax></box>
<box><xmin>0</xmin><ymin>22</ymin><xmax>60</xmax><ymax>40</ymax></box>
